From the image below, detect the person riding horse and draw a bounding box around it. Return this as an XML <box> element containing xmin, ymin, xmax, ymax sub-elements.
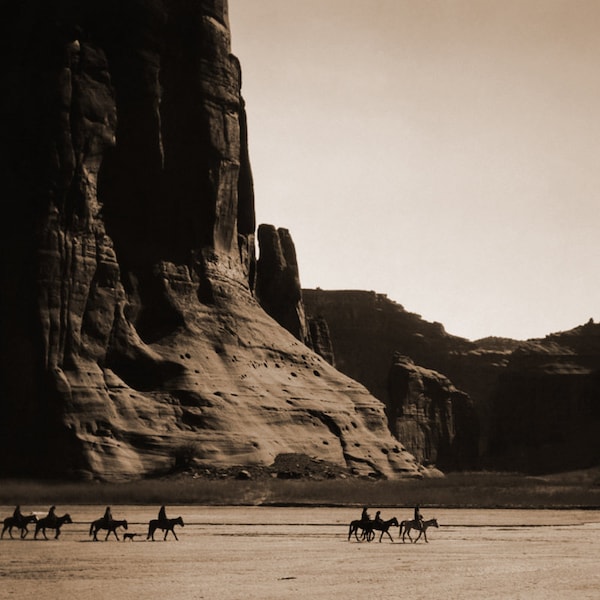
<box><xmin>45</xmin><ymin>505</ymin><xmax>57</xmax><ymax>526</ymax></box>
<box><xmin>361</xmin><ymin>507</ymin><xmax>372</xmax><ymax>523</ymax></box>
<box><xmin>158</xmin><ymin>505</ymin><xmax>168</xmax><ymax>524</ymax></box>
<box><xmin>414</xmin><ymin>505</ymin><xmax>424</xmax><ymax>528</ymax></box>
<box><xmin>12</xmin><ymin>505</ymin><xmax>24</xmax><ymax>527</ymax></box>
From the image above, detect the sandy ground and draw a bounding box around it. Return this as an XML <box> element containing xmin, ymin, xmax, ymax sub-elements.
<box><xmin>1</xmin><ymin>506</ymin><xmax>599</xmax><ymax>600</ymax></box>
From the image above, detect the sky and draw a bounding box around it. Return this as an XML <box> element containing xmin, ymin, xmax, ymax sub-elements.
<box><xmin>228</xmin><ymin>0</ymin><xmax>600</xmax><ymax>341</ymax></box>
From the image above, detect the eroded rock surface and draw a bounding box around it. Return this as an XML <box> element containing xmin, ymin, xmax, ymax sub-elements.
<box><xmin>387</xmin><ymin>355</ymin><xmax>479</xmax><ymax>470</ymax></box>
<box><xmin>0</xmin><ymin>1</ymin><xmax>421</xmax><ymax>480</ymax></box>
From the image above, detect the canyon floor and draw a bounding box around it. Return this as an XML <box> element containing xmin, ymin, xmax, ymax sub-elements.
<box><xmin>1</xmin><ymin>506</ymin><xmax>599</xmax><ymax>600</ymax></box>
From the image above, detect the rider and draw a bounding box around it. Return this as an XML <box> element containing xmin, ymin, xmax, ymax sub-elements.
<box><xmin>374</xmin><ymin>510</ymin><xmax>383</xmax><ymax>524</ymax></box>
<box><xmin>46</xmin><ymin>505</ymin><xmax>57</xmax><ymax>526</ymax></box>
<box><xmin>103</xmin><ymin>506</ymin><xmax>113</xmax><ymax>526</ymax></box>
<box><xmin>13</xmin><ymin>505</ymin><xmax>24</xmax><ymax>526</ymax></box>
<box><xmin>361</xmin><ymin>506</ymin><xmax>372</xmax><ymax>523</ymax></box>
<box><xmin>414</xmin><ymin>504</ymin><xmax>424</xmax><ymax>527</ymax></box>
<box><xmin>158</xmin><ymin>505</ymin><xmax>168</xmax><ymax>524</ymax></box>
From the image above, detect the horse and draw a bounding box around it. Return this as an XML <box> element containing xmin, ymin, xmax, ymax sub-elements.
<box><xmin>1</xmin><ymin>514</ymin><xmax>38</xmax><ymax>539</ymax></box>
<box><xmin>34</xmin><ymin>514</ymin><xmax>73</xmax><ymax>540</ymax></box>
<box><xmin>348</xmin><ymin>518</ymin><xmax>375</xmax><ymax>542</ymax></box>
<box><xmin>147</xmin><ymin>516</ymin><xmax>184</xmax><ymax>541</ymax></box>
<box><xmin>370</xmin><ymin>517</ymin><xmax>399</xmax><ymax>542</ymax></box>
<box><xmin>398</xmin><ymin>518</ymin><xmax>439</xmax><ymax>543</ymax></box>
<box><xmin>89</xmin><ymin>518</ymin><xmax>128</xmax><ymax>541</ymax></box>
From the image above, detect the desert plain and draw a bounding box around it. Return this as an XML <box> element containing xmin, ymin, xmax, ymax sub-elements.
<box><xmin>1</xmin><ymin>506</ymin><xmax>599</xmax><ymax>599</ymax></box>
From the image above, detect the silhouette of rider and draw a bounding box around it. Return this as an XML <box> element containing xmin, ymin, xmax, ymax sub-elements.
<box><xmin>414</xmin><ymin>504</ymin><xmax>423</xmax><ymax>527</ymax></box>
<box><xmin>103</xmin><ymin>506</ymin><xmax>113</xmax><ymax>527</ymax></box>
<box><xmin>374</xmin><ymin>510</ymin><xmax>383</xmax><ymax>524</ymax></box>
<box><xmin>158</xmin><ymin>505</ymin><xmax>168</xmax><ymax>524</ymax></box>
<box><xmin>361</xmin><ymin>506</ymin><xmax>371</xmax><ymax>523</ymax></box>
<box><xmin>46</xmin><ymin>505</ymin><xmax>57</xmax><ymax>526</ymax></box>
<box><xmin>13</xmin><ymin>505</ymin><xmax>24</xmax><ymax>526</ymax></box>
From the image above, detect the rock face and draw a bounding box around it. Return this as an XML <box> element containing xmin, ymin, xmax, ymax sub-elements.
<box><xmin>255</xmin><ymin>225</ymin><xmax>309</xmax><ymax>344</ymax></box>
<box><xmin>0</xmin><ymin>1</ymin><xmax>422</xmax><ymax>480</ymax></box>
<box><xmin>387</xmin><ymin>355</ymin><xmax>479</xmax><ymax>470</ymax></box>
<box><xmin>303</xmin><ymin>289</ymin><xmax>482</xmax><ymax>468</ymax></box>
<box><xmin>303</xmin><ymin>289</ymin><xmax>600</xmax><ymax>474</ymax></box>
<box><xmin>488</xmin><ymin>322</ymin><xmax>600</xmax><ymax>473</ymax></box>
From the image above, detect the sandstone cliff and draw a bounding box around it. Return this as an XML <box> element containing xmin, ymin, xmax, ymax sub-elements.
<box><xmin>387</xmin><ymin>354</ymin><xmax>479</xmax><ymax>471</ymax></box>
<box><xmin>0</xmin><ymin>1</ymin><xmax>421</xmax><ymax>480</ymax></box>
<box><xmin>303</xmin><ymin>289</ymin><xmax>600</xmax><ymax>474</ymax></box>
<box><xmin>488</xmin><ymin>321</ymin><xmax>600</xmax><ymax>473</ymax></box>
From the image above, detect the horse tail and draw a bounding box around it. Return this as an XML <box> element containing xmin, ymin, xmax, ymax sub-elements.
<box><xmin>89</xmin><ymin>521</ymin><xmax>93</xmax><ymax>536</ymax></box>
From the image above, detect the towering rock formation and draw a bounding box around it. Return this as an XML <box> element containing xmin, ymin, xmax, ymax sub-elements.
<box><xmin>255</xmin><ymin>225</ymin><xmax>309</xmax><ymax>344</ymax></box>
<box><xmin>0</xmin><ymin>1</ymin><xmax>422</xmax><ymax>480</ymax></box>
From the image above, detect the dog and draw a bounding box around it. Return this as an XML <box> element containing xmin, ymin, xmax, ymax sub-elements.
<box><xmin>123</xmin><ymin>532</ymin><xmax>139</xmax><ymax>541</ymax></box>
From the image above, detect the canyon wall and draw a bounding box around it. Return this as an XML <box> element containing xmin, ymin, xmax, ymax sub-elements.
<box><xmin>0</xmin><ymin>1</ymin><xmax>422</xmax><ymax>480</ymax></box>
<box><xmin>304</xmin><ymin>289</ymin><xmax>600</xmax><ymax>473</ymax></box>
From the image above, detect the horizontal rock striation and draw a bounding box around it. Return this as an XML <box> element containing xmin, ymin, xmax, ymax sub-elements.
<box><xmin>0</xmin><ymin>1</ymin><xmax>421</xmax><ymax>480</ymax></box>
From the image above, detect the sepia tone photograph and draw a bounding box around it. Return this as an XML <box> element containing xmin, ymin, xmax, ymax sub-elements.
<box><xmin>1</xmin><ymin>1</ymin><xmax>599</xmax><ymax>598</ymax></box>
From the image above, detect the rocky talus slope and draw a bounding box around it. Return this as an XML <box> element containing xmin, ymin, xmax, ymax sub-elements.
<box><xmin>0</xmin><ymin>1</ymin><xmax>422</xmax><ymax>480</ymax></box>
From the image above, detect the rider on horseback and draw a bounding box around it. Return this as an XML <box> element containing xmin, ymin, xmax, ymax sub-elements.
<box><xmin>45</xmin><ymin>505</ymin><xmax>57</xmax><ymax>526</ymax></box>
<box><xmin>102</xmin><ymin>506</ymin><xmax>113</xmax><ymax>527</ymax></box>
<box><xmin>158</xmin><ymin>505</ymin><xmax>168</xmax><ymax>525</ymax></box>
<box><xmin>414</xmin><ymin>504</ymin><xmax>424</xmax><ymax>528</ymax></box>
<box><xmin>361</xmin><ymin>507</ymin><xmax>372</xmax><ymax>523</ymax></box>
<box><xmin>12</xmin><ymin>505</ymin><xmax>24</xmax><ymax>527</ymax></box>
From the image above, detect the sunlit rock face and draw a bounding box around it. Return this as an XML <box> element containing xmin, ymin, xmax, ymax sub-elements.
<box><xmin>303</xmin><ymin>289</ymin><xmax>482</xmax><ymax>469</ymax></box>
<box><xmin>387</xmin><ymin>355</ymin><xmax>479</xmax><ymax>471</ymax></box>
<box><xmin>0</xmin><ymin>0</ymin><xmax>422</xmax><ymax>480</ymax></box>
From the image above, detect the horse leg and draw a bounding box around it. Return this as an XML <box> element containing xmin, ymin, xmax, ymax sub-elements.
<box><xmin>114</xmin><ymin>530</ymin><xmax>120</xmax><ymax>541</ymax></box>
<box><xmin>55</xmin><ymin>527</ymin><xmax>61</xmax><ymax>540</ymax></box>
<box><xmin>384</xmin><ymin>529</ymin><xmax>393</xmax><ymax>543</ymax></box>
<box><xmin>21</xmin><ymin>526</ymin><xmax>28</xmax><ymax>539</ymax></box>
<box><xmin>172</xmin><ymin>530</ymin><xmax>179</xmax><ymax>541</ymax></box>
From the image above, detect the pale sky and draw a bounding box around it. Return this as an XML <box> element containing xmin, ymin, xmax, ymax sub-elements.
<box><xmin>228</xmin><ymin>0</ymin><xmax>600</xmax><ymax>341</ymax></box>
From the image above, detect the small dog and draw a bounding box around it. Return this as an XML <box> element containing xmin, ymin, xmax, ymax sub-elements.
<box><xmin>123</xmin><ymin>533</ymin><xmax>139</xmax><ymax>541</ymax></box>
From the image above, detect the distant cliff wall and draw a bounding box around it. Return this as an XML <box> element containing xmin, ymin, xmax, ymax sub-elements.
<box><xmin>304</xmin><ymin>289</ymin><xmax>600</xmax><ymax>474</ymax></box>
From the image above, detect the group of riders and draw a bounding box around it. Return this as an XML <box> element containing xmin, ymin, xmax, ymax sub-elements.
<box><xmin>361</xmin><ymin>504</ymin><xmax>424</xmax><ymax>527</ymax></box>
<box><xmin>9</xmin><ymin>503</ymin><xmax>171</xmax><ymax>530</ymax></box>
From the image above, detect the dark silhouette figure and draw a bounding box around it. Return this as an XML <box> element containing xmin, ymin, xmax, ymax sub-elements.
<box><xmin>158</xmin><ymin>505</ymin><xmax>168</xmax><ymax>523</ymax></box>
<box><xmin>361</xmin><ymin>507</ymin><xmax>371</xmax><ymax>522</ymax></box>
<box><xmin>45</xmin><ymin>505</ymin><xmax>57</xmax><ymax>526</ymax></box>
<box><xmin>414</xmin><ymin>504</ymin><xmax>423</xmax><ymax>526</ymax></box>
<box><xmin>374</xmin><ymin>510</ymin><xmax>383</xmax><ymax>524</ymax></box>
<box><xmin>12</xmin><ymin>505</ymin><xmax>24</xmax><ymax>526</ymax></box>
<box><xmin>103</xmin><ymin>506</ymin><xmax>113</xmax><ymax>525</ymax></box>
